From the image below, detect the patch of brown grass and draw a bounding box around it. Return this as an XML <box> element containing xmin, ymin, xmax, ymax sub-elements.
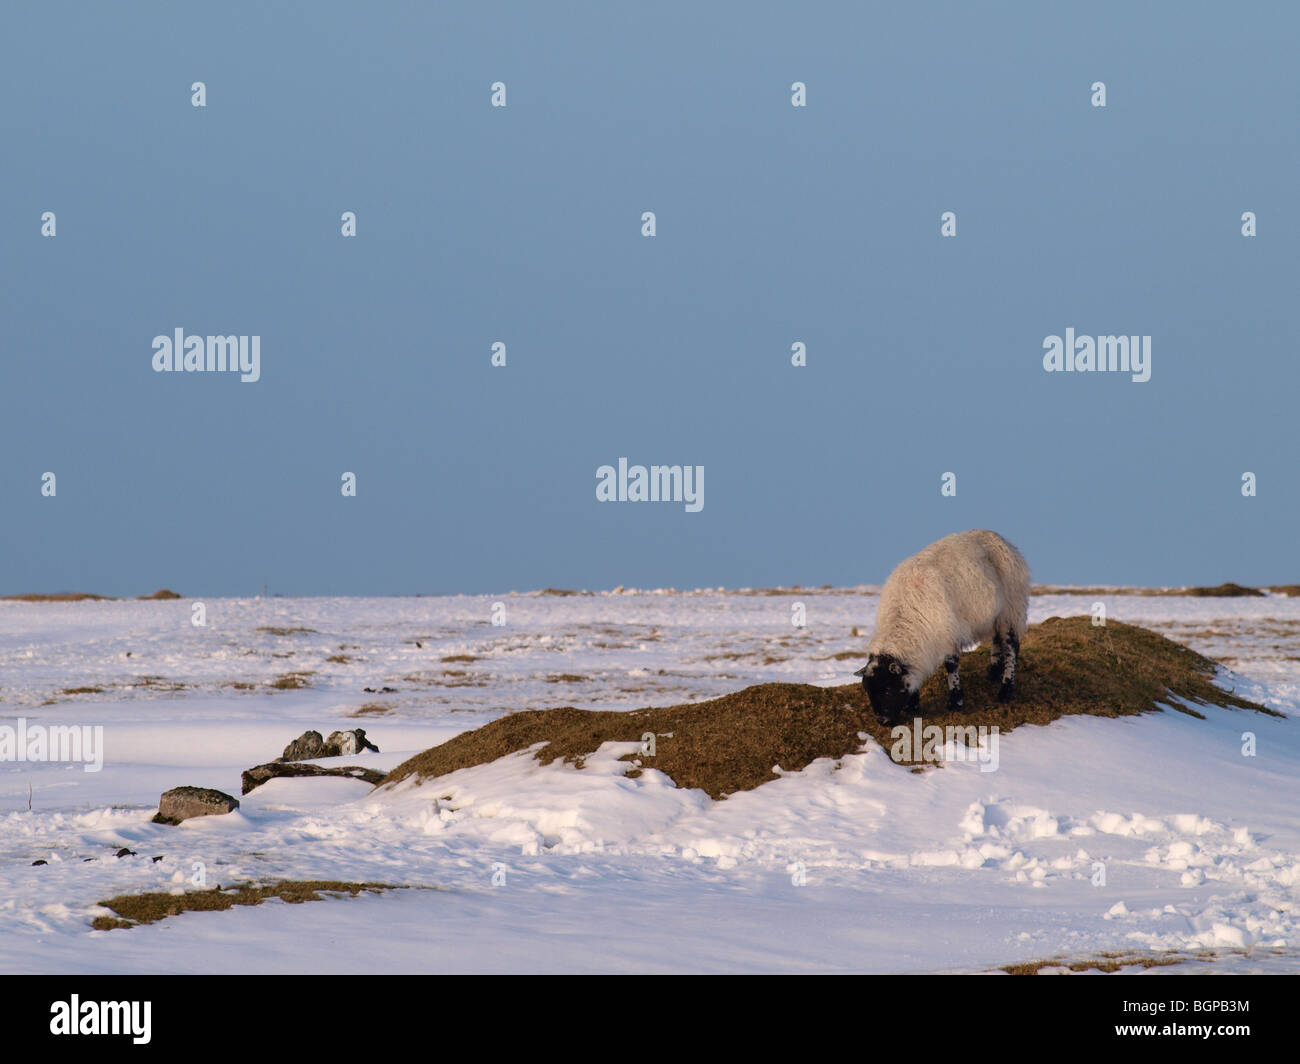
<box><xmin>327</xmin><ymin>654</ymin><xmax>353</xmax><ymax>664</ymax></box>
<box><xmin>257</xmin><ymin>626</ymin><xmax>319</xmax><ymax>636</ymax></box>
<box><xmin>137</xmin><ymin>589</ymin><xmax>182</xmax><ymax>600</ymax></box>
<box><xmin>133</xmin><ymin>675</ymin><xmax>188</xmax><ymax>691</ymax></box>
<box><xmin>379</xmin><ymin>618</ymin><xmax>1277</xmax><ymax>800</ymax></box>
<box><xmin>1031</xmin><ymin>584</ymin><xmax>1266</xmax><ymax>597</ymax></box>
<box><xmin>59</xmin><ymin>686</ymin><xmax>104</xmax><ymax>695</ymax></box>
<box><xmin>348</xmin><ymin>702</ymin><xmax>392</xmax><ymax>717</ymax></box>
<box><xmin>1182</xmin><ymin>582</ymin><xmax>1264</xmax><ymax>597</ymax></box>
<box><xmin>441</xmin><ymin>654</ymin><xmax>479</xmax><ymax>663</ymax></box>
<box><xmin>1002</xmin><ymin>951</ymin><xmax>1186</xmax><ymax>975</ymax></box>
<box><xmin>91</xmin><ymin>880</ymin><xmax>402</xmax><ymax>930</ymax></box>
<box><xmin>268</xmin><ymin>672</ymin><xmax>313</xmax><ymax>690</ymax></box>
<box><xmin>2</xmin><ymin>592</ymin><xmax>110</xmax><ymax>602</ymax></box>
<box><xmin>546</xmin><ymin>674</ymin><xmax>589</xmax><ymax>684</ymax></box>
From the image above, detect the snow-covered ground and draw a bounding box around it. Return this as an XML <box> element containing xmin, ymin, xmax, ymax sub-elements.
<box><xmin>1</xmin><ymin>589</ymin><xmax>1298</xmax><ymax>973</ymax></box>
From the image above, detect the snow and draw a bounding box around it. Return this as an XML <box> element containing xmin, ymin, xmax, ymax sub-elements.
<box><xmin>1</xmin><ymin>590</ymin><xmax>1298</xmax><ymax>973</ymax></box>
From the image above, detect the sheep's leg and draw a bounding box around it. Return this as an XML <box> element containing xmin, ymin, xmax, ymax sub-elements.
<box><xmin>998</xmin><ymin>631</ymin><xmax>1019</xmax><ymax>703</ymax></box>
<box><xmin>944</xmin><ymin>653</ymin><xmax>963</xmax><ymax>713</ymax></box>
<box><xmin>988</xmin><ymin>631</ymin><xmax>1005</xmax><ymax>682</ymax></box>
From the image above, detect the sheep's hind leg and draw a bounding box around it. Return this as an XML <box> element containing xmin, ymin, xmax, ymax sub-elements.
<box><xmin>944</xmin><ymin>653</ymin><xmax>963</xmax><ymax>713</ymax></box>
<box><xmin>988</xmin><ymin>631</ymin><xmax>1005</xmax><ymax>683</ymax></box>
<box><xmin>998</xmin><ymin>631</ymin><xmax>1019</xmax><ymax>703</ymax></box>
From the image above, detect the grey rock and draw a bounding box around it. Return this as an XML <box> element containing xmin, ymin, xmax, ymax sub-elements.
<box><xmin>281</xmin><ymin>730</ymin><xmax>329</xmax><ymax>761</ymax></box>
<box><xmin>325</xmin><ymin>729</ymin><xmax>379</xmax><ymax>757</ymax></box>
<box><xmin>280</xmin><ymin>728</ymin><xmax>379</xmax><ymax>762</ymax></box>
<box><xmin>153</xmin><ymin>786</ymin><xmax>240</xmax><ymax>825</ymax></box>
<box><xmin>241</xmin><ymin>761</ymin><xmax>386</xmax><ymax>795</ymax></box>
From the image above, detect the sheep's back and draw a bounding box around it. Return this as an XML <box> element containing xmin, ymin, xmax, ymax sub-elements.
<box><xmin>868</xmin><ymin>530</ymin><xmax>1027</xmax><ymax>672</ymax></box>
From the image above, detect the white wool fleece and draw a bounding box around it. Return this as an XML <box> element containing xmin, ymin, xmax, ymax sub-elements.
<box><xmin>867</xmin><ymin>530</ymin><xmax>1030</xmax><ymax>692</ymax></box>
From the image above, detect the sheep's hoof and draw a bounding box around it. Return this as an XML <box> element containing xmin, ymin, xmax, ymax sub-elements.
<box><xmin>997</xmin><ymin>683</ymin><xmax>1014</xmax><ymax>704</ymax></box>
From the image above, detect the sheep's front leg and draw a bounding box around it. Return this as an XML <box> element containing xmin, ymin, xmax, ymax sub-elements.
<box><xmin>944</xmin><ymin>653</ymin><xmax>963</xmax><ymax>713</ymax></box>
<box><xmin>998</xmin><ymin>631</ymin><xmax>1019</xmax><ymax>703</ymax></box>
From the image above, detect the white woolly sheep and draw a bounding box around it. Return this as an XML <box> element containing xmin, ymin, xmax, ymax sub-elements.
<box><xmin>854</xmin><ymin>530</ymin><xmax>1030</xmax><ymax>723</ymax></box>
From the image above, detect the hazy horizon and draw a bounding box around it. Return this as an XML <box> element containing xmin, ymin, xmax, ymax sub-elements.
<box><xmin>3</xmin><ymin>577</ymin><xmax>1293</xmax><ymax>600</ymax></box>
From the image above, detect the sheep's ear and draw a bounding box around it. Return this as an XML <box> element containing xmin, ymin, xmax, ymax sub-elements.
<box><xmin>854</xmin><ymin>660</ymin><xmax>875</xmax><ymax>678</ymax></box>
<box><xmin>888</xmin><ymin>661</ymin><xmax>904</xmax><ymax>676</ymax></box>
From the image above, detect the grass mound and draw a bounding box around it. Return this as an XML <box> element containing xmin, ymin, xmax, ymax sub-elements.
<box><xmin>91</xmin><ymin>880</ymin><xmax>400</xmax><ymax>930</ymax></box>
<box><xmin>379</xmin><ymin>618</ymin><xmax>1279</xmax><ymax>800</ymax></box>
<box><xmin>1182</xmin><ymin>582</ymin><xmax>1263</xmax><ymax>597</ymax></box>
<box><xmin>2</xmin><ymin>592</ymin><xmax>110</xmax><ymax>602</ymax></box>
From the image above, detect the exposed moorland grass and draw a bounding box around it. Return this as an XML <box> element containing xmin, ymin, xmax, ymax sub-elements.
<box><xmin>1030</xmin><ymin>582</ymin><xmax>1284</xmax><ymax>597</ymax></box>
<box><xmin>2</xmin><ymin>589</ymin><xmax>181</xmax><ymax>601</ymax></box>
<box><xmin>91</xmin><ymin>880</ymin><xmax>402</xmax><ymax>931</ymax></box>
<box><xmin>1002</xmin><ymin>951</ymin><xmax>1186</xmax><ymax>975</ymax></box>
<box><xmin>379</xmin><ymin>618</ymin><xmax>1279</xmax><ymax>800</ymax></box>
<box><xmin>2</xmin><ymin>592</ymin><xmax>111</xmax><ymax>602</ymax></box>
<box><xmin>267</xmin><ymin>672</ymin><xmax>313</xmax><ymax>690</ymax></box>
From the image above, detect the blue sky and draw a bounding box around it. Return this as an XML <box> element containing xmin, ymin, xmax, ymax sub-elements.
<box><xmin>2</xmin><ymin>2</ymin><xmax>1296</xmax><ymax>595</ymax></box>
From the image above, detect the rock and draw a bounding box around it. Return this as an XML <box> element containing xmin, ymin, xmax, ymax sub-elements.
<box><xmin>153</xmin><ymin>786</ymin><xmax>240</xmax><ymax>825</ymax></box>
<box><xmin>281</xmin><ymin>730</ymin><xmax>329</xmax><ymax>761</ymax></box>
<box><xmin>280</xmin><ymin>728</ymin><xmax>379</xmax><ymax>762</ymax></box>
<box><xmin>241</xmin><ymin>761</ymin><xmax>387</xmax><ymax>795</ymax></box>
<box><xmin>31</xmin><ymin>860</ymin><xmax>47</xmax><ymax>866</ymax></box>
<box><xmin>326</xmin><ymin>729</ymin><xmax>379</xmax><ymax>756</ymax></box>
<box><xmin>114</xmin><ymin>847</ymin><xmax>137</xmax><ymax>858</ymax></box>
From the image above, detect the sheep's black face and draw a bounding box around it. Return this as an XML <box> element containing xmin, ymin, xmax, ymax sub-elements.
<box><xmin>858</xmin><ymin>654</ymin><xmax>918</xmax><ymax>724</ymax></box>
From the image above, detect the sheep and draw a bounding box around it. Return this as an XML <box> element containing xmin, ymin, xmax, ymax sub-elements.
<box><xmin>854</xmin><ymin>530</ymin><xmax>1030</xmax><ymax>724</ymax></box>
